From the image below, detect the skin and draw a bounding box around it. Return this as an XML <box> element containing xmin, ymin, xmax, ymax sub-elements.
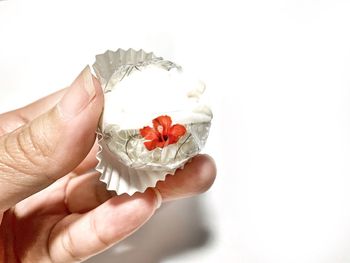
<box><xmin>0</xmin><ymin>67</ymin><xmax>216</xmax><ymax>263</ymax></box>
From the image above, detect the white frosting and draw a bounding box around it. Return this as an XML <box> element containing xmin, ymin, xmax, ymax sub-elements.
<box><xmin>102</xmin><ymin>65</ymin><xmax>212</xmax><ymax>130</ymax></box>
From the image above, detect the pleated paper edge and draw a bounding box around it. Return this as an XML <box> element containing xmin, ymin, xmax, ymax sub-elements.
<box><xmin>92</xmin><ymin>48</ymin><xmax>196</xmax><ymax>195</ymax></box>
<box><xmin>95</xmin><ymin>133</ymin><xmax>188</xmax><ymax>195</ymax></box>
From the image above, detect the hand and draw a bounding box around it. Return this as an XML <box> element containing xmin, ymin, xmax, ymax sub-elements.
<box><xmin>0</xmin><ymin>67</ymin><xmax>216</xmax><ymax>263</ymax></box>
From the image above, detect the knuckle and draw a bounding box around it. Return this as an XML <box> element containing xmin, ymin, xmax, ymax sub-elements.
<box><xmin>16</xmin><ymin>111</ymin><xmax>30</xmax><ymax>127</ymax></box>
<box><xmin>61</xmin><ymin>225</ymin><xmax>83</xmax><ymax>262</ymax></box>
<box><xmin>27</xmin><ymin>122</ymin><xmax>55</xmax><ymax>160</ymax></box>
<box><xmin>0</xmin><ymin>120</ymin><xmax>57</xmax><ymax>179</ymax></box>
<box><xmin>90</xmin><ymin>214</ymin><xmax>110</xmax><ymax>247</ymax></box>
<box><xmin>0</xmin><ymin>132</ymin><xmax>34</xmax><ymax>177</ymax></box>
<box><xmin>0</xmin><ymin>126</ymin><xmax>7</xmax><ymax>136</ymax></box>
<box><xmin>0</xmin><ymin>111</ymin><xmax>28</xmax><ymax>136</ymax></box>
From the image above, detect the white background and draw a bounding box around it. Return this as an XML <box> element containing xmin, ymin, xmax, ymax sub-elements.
<box><xmin>1</xmin><ymin>0</ymin><xmax>350</xmax><ymax>262</ymax></box>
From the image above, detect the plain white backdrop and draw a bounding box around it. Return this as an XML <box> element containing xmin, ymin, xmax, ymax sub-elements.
<box><xmin>1</xmin><ymin>0</ymin><xmax>350</xmax><ymax>262</ymax></box>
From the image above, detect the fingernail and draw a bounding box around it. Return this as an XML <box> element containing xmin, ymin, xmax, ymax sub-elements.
<box><xmin>152</xmin><ymin>188</ymin><xmax>162</xmax><ymax>210</ymax></box>
<box><xmin>57</xmin><ymin>65</ymin><xmax>96</xmax><ymax>120</ymax></box>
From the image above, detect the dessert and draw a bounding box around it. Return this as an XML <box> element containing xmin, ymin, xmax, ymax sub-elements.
<box><xmin>93</xmin><ymin>49</ymin><xmax>212</xmax><ymax>195</ymax></box>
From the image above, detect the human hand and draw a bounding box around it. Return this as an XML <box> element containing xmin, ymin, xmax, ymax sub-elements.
<box><xmin>0</xmin><ymin>67</ymin><xmax>216</xmax><ymax>262</ymax></box>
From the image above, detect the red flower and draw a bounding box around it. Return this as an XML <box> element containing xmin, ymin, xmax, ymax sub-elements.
<box><xmin>140</xmin><ymin>115</ymin><xmax>187</xmax><ymax>151</ymax></box>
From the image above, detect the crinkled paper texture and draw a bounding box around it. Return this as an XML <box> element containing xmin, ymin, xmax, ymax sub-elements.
<box><xmin>93</xmin><ymin>49</ymin><xmax>212</xmax><ymax>195</ymax></box>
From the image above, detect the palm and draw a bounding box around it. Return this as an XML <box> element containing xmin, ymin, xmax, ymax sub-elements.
<box><xmin>0</xmin><ymin>143</ymin><xmax>113</xmax><ymax>262</ymax></box>
<box><xmin>0</xmin><ymin>145</ymin><xmax>158</xmax><ymax>263</ymax></box>
<box><xmin>0</xmin><ymin>152</ymin><xmax>214</xmax><ymax>263</ymax></box>
<box><xmin>1</xmin><ymin>174</ymin><xmax>72</xmax><ymax>262</ymax></box>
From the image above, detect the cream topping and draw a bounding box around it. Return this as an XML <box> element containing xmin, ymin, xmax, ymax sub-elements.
<box><xmin>102</xmin><ymin>65</ymin><xmax>212</xmax><ymax>130</ymax></box>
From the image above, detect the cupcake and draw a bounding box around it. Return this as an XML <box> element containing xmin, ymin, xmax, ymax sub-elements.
<box><xmin>93</xmin><ymin>49</ymin><xmax>212</xmax><ymax>195</ymax></box>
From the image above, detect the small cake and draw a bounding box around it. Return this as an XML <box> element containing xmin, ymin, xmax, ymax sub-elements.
<box><xmin>93</xmin><ymin>49</ymin><xmax>212</xmax><ymax>195</ymax></box>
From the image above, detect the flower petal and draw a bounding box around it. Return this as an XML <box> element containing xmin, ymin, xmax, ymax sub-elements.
<box><xmin>169</xmin><ymin>124</ymin><xmax>187</xmax><ymax>137</ymax></box>
<box><xmin>156</xmin><ymin>140</ymin><xmax>167</xmax><ymax>148</ymax></box>
<box><xmin>140</xmin><ymin>126</ymin><xmax>159</xmax><ymax>140</ymax></box>
<box><xmin>152</xmin><ymin>115</ymin><xmax>172</xmax><ymax>134</ymax></box>
<box><xmin>141</xmin><ymin>116</ymin><xmax>186</xmax><ymax>151</ymax></box>
<box><xmin>144</xmin><ymin>140</ymin><xmax>158</xmax><ymax>151</ymax></box>
<box><xmin>168</xmin><ymin>124</ymin><xmax>187</xmax><ymax>144</ymax></box>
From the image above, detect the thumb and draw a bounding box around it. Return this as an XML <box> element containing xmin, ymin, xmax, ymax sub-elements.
<box><xmin>0</xmin><ymin>66</ymin><xmax>103</xmax><ymax>211</ymax></box>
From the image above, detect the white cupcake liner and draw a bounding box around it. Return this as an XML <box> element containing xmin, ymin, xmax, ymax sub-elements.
<box><xmin>93</xmin><ymin>48</ymin><xmax>180</xmax><ymax>92</ymax></box>
<box><xmin>92</xmin><ymin>48</ymin><xmax>211</xmax><ymax>195</ymax></box>
<box><xmin>96</xmin><ymin>133</ymin><xmax>187</xmax><ymax>195</ymax></box>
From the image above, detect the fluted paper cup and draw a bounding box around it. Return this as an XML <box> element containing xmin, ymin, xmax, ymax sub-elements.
<box><xmin>92</xmin><ymin>48</ymin><xmax>212</xmax><ymax>195</ymax></box>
